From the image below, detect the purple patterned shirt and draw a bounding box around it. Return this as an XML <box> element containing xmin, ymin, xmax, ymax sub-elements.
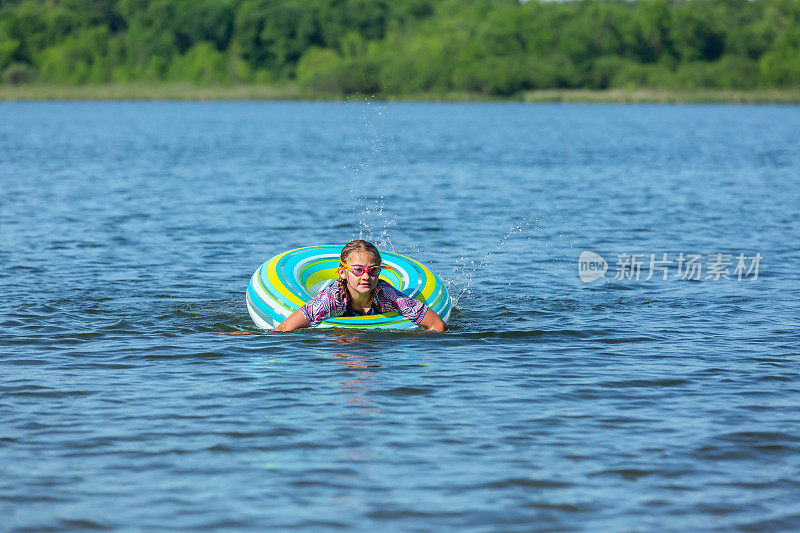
<box><xmin>300</xmin><ymin>279</ymin><xmax>428</xmax><ymax>327</ymax></box>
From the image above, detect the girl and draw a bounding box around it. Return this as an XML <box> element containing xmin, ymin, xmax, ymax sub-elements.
<box><xmin>275</xmin><ymin>240</ymin><xmax>447</xmax><ymax>332</ymax></box>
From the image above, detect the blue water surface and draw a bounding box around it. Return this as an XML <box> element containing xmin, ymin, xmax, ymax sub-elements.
<box><xmin>2</xmin><ymin>101</ymin><xmax>799</xmax><ymax>531</ymax></box>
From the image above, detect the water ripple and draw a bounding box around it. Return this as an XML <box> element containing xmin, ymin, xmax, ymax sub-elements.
<box><xmin>2</xmin><ymin>102</ymin><xmax>799</xmax><ymax>532</ymax></box>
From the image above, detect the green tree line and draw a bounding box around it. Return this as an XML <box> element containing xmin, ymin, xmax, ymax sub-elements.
<box><xmin>1</xmin><ymin>0</ymin><xmax>799</xmax><ymax>95</ymax></box>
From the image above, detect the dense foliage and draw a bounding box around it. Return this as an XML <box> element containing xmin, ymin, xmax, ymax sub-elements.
<box><xmin>1</xmin><ymin>0</ymin><xmax>799</xmax><ymax>95</ymax></box>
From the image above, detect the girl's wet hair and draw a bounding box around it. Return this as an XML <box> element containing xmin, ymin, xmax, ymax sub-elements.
<box><xmin>337</xmin><ymin>240</ymin><xmax>381</xmax><ymax>300</ymax></box>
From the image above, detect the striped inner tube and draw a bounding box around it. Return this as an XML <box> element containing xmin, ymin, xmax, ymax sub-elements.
<box><xmin>246</xmin><ymin>245</ymin><xmax>452</xmax><ymax>330</ymax></box>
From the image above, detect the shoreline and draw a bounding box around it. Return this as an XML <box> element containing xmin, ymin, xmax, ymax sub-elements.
<box><xmin>2</xmin><ymin>84</ymin><xmax>800</xmax><ymax>104</ymax></box>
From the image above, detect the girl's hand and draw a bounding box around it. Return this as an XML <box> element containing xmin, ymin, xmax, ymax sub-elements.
<box><xmin>274</xmin><ymin>309</ymin><xmax>310</xmax><ymax>331</ymax></box>
<box><xmin>418</xmin><ymin>309</ymin><xmax>447</xmax><ymax>332</ymax></box>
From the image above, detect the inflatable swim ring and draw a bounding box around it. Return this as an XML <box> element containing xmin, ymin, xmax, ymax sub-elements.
<box><xmin>246</xmin><ymin>245</ymin><xmax>451</xmax><ymax>330</ymax></box>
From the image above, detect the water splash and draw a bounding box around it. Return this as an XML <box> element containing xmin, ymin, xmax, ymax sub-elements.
<box><xmin>445</xmin><ymin>214</ymin><xmax>575</xmax><ymax>308</ymax></box>
<box><xmin>339</xmin><ymin>95</ymin><xmax>397</xmax><ymax>251</ymax></box>
<box><xmin>445</xmin><ymin>215</ymin><xmax>535</xmax><ymax>305</ymax></box>
<box><xmin>332</xmin><ymin>99</ymin><xmax>578</xmax><ymax>312</ymax></box>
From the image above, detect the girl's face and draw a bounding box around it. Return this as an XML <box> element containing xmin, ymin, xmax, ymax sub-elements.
<box><xmin>340</xmin><ymin>251</ymin><xmax>381</xmax><ymax>296</ymax></box>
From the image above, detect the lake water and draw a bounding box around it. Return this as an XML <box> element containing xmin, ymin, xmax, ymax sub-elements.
<box><xmin>2</xmin><ymin>101</ymin><xmax>799</xmax><ymax>531</ymax></box>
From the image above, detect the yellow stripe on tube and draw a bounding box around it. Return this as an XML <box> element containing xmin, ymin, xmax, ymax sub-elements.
<box><xmin>305</xmin><ymin>268</ymin><xmax>338</xmax><ymax>290</ymax></box>
<box><xmin>266</xmin><ymin>249</ymin><xmax>306</xmax><ymax>307</ymax></box>
<box><xmin>416</xmin><ymin>261</ymin><xmax>436</xmax><ymax>302</ymax></box>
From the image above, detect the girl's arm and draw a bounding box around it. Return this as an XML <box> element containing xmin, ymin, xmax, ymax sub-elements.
<box><xmin>418</xmin><ymin>309</ymin><xmax>447</xmax><ymax>332</ymax></box>
<box><xmin>274</xmin><ymin>308</ymin><xmax>310</xmax><ymax>331</ymax></box>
